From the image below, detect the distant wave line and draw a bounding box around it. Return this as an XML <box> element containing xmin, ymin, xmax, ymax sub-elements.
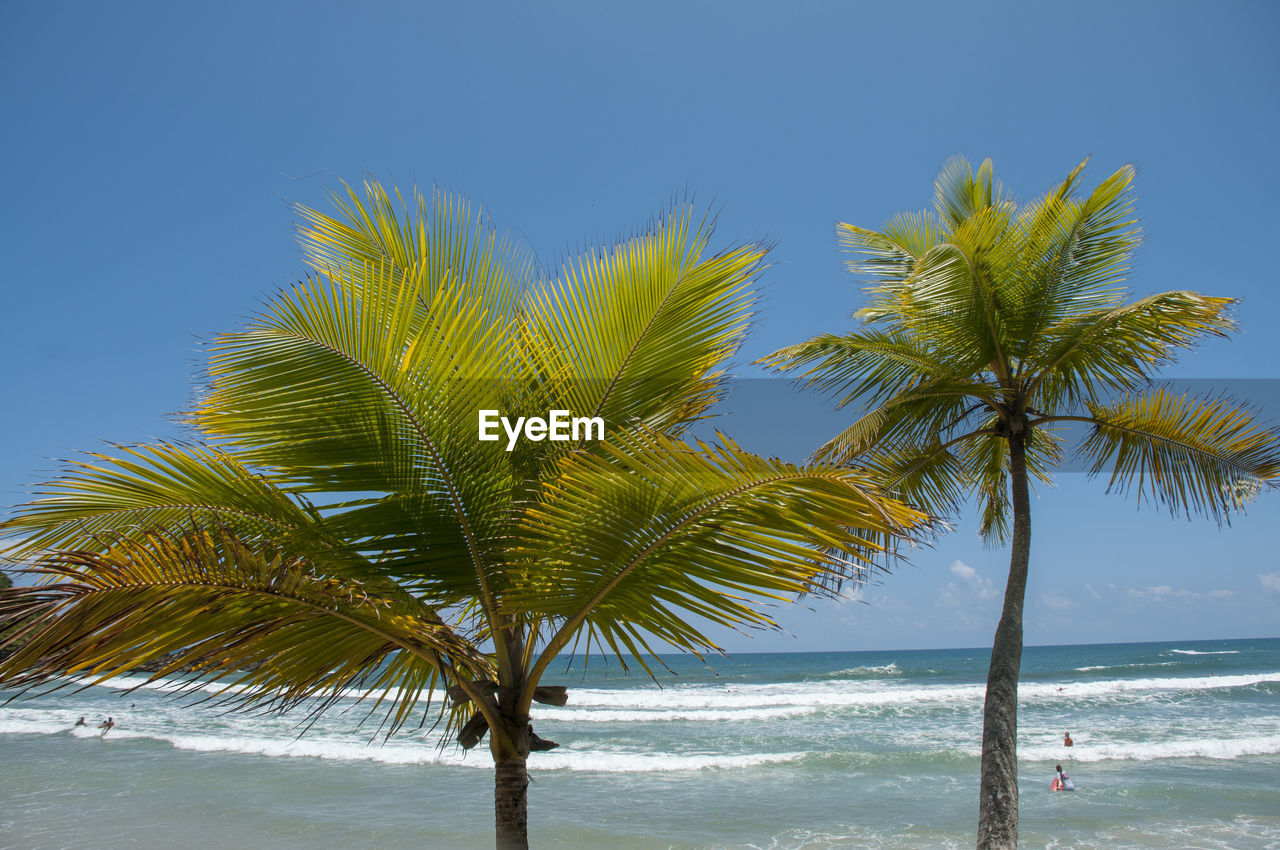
<box><xmin>62</xmin><ymin>671</ymin><xmax>1280</xmax><ymax>715</ymax></box>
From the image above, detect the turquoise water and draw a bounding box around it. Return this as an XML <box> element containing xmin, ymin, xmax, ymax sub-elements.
<box><xmin>3</xmin><ymin>638</ymin><xmax>1278</xmax><ymax>848</ymax></box>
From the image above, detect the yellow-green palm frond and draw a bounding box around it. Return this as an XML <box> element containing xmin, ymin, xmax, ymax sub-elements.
<box><xmin>1077</xmin><ymin>388</ymin><xmax>1280</xmax><ymax>522</ymax></box>
<box><xmin>1031</xmin><ymin>291</ymin><xmax>1237</xmax><ymax>405</ymax></box>
<box><xmin>1003</xmin><ymin>163</ymin><xmax>1138</xmax><ymax>358</ymax></box>
<box><xmin>527</xmin><ymin>207</ymin><xmax>762</xmax><ymax>435</ymax></box>
<box><xmin>837</xmin><ymin>211</ymin><xmax>944</xmax><ymax>286</ymax></box>
<box><xmin>933</xmin><ymin>156</ymin><xmax>1005</xmax><ymax>231</ymax></box>
<box><xmin>762</xmin><ymin>330</ymin><xmax>977</xmax><ymax>406</ymax></box>
<box><xmin>812</xmin><ymin>388</ymin><xmax>995</xmax><ymax>467</ymax></box>
<box><xmin>193</xmin><ymin>261</ymin><xmax>522</xmax><ymax>602</ymax></box>
<box><xmin>0</xmin><ymin>443</ymin><xmax>368</xmax><ymax>576</ymax></box>
<box><xmin>859</xmin><ymin>437</ymin><xmax>969</xmax><ymax>525</ymax></box>
<box><xmin>0</xmin><ymin>527</ymin><xmax>489</xmax><ymax>737</ymax></box>
<box><xmin>760</xmin><ymin>328</ymin><xmax>1004</xmax><ymax>467</ymax></box>
<box><xmin>956</xmin><ymin>417</ymin><xmax>1065</xmax><ymax>544</ymax></box>
<box><xmin>296</xmin><ymin>180</ymin><xmax>530</xmax><ymax>325</ymax></box>
<box><xmin>511</xmin><ymin>430</ymin><xmax>927</xmax><ymax>679</ymax></box>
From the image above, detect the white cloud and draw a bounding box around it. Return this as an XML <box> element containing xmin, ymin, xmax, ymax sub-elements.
<box><xmin>1260</xmin><ymin>572</ymin><xmax>1280</xmax><ymax>596</ymax></box>
<box><xmin>1125</xmin><ymin>585</ymin><xmax>1237</xmax><ymax>603</ymax></box>
<box><xmin>1084</xmin><ymin>584</ymin><xmax>1101</xmax><ymax>600</ymax></box>
<box><xmin>938</xmin><ymin>560</ymin><xmax>999</xmax><ymax>607</ymax></box>
<box><xmin>1128</xmin><ymin>585</ymin><xmax>1175</xmax><ymax>599</ymax></box>
<box><xmin>1040</xmin><ymin>592</ymin><xmax>1072</xmax><ymax>611</ymax></box>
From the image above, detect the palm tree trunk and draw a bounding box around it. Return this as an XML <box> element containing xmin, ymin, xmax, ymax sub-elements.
<box><xmin>494</xmin><ymin>754</ymin><xmax>530</xmax><ymax>850</ymax></box>
<box><xmin>977</xmin><ymin>431</ymin><xmax>1032</xmax><ymax>850</ymax></box>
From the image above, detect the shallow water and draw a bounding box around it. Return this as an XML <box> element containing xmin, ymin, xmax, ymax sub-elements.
<box><xmin>3</xmin><ymin>638</ymin><xmax>1278</xmax><ymax>848</ymax></box>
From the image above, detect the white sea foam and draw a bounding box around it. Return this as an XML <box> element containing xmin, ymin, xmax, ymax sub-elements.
<box><xmin>156</xmin><ymin>731</ymin><xmax>481</xmax><ymax>766</ymax></box>
<box><xmin>525</xmin><ymin>749</ymin><xmax>806</xmax><ymax>773</ymax></box>
<box><xmin>557</xmin><ymin>671</ymin><xmax>1280</xmax><ymax>716</ymax></box>
<box><xmin>1168</xmin><ymin>649</ymin><xmax>1240</xmax><ymax>656</ymax></box>
<box><xmin>537</xmin><ymin>705</ymin><xmax>813</xmax><ymax>723</ymax></box>
<box><xmin>1074</xmin><ymin>662</ymin><xmax>1179</xmax><ymax>671</ymax></box>
<box><xmin>820</xmin><ymin>663</ymin><xmax>900</xmax><ymax>678</ymax></box>
<box><xmin>1017</xmin><ymin>734</ymin><xmax>1280</xmax><ymax>763</ymax></box>
<box><xmin>58</xmin><ymin>667</ymin><xmax>1280</xmax><ymax>726</ymax></box>
<box><xmin>0</xmin><ymin>715</ymin><xmax>73</xmax><ymax>735</ymax></box>
<box><xmin>0</xmin><ymin>703</ymin><xmax>809</xmax><ymax>772</ymax></box>
<box><xmin>1021</xmin><ymin>672</ymin><xmax>1280</xmax><ymax>701</ymax></box>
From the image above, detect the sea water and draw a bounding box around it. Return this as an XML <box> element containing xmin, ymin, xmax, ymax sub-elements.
<box><xmin>2</xmin><ymin>638</ymin><xmax>1278</xmax><ymax>849</ymax></box>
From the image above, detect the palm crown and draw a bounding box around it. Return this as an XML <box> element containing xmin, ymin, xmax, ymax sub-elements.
<box><xmin>1</xmin><ymin>183</ymin><xmax>923</xmax><ymax>849</ymax></box>
<box><xmin>769</xmin><ymin>158</ymin><xmax>1278</xmax><ymax>536</ymax></box>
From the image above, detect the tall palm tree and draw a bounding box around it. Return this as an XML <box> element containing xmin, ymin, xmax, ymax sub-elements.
<box><xmin>0</xmin><ymin>183</ymin><xmax>924</xmax><ymax>849</ymax></box>
<box><xmin>764</xmin><ymin>158</ymin><xmax>1280</xmax><ymax>849</ymax></box>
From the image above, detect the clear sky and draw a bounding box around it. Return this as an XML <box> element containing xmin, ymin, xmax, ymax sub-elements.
<box><xmin>3</xmin><ymin>1</ymin><xmax>1278</xmax><ymax>653</ymax></box>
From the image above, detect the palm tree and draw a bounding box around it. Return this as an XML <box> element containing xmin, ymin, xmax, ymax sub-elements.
<box><xmin>764</xmin><ymin>158</ymin><xmax>1280</xmax><ymax>849</ymax></box>
<box><xmin>0</xmin><ymin>183</ymin><xmax>924</xmax><ymax>849</ymax></box>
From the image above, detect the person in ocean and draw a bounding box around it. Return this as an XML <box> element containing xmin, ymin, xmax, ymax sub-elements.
<box><xmin>1052</xmin><ymin>763</ymin><xmax>1075</xmax><ymax>791</ymax></box>
<box><xmin>1063</xmin><ymin>731</ymin><xmax>1073</xmax><ymax>747</ymax></box>
<box><xmin>74</xmin><ymin>716</ymin><xmax>87</xmax><ymax>727</ymax></box>
<box><xmin>98</xmin><ymin>717</ymin><xmax>114</xmax><ymax>737</ymax></box>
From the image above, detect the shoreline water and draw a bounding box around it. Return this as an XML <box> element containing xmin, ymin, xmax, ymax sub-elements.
<box><xmin>3</xmin><ymin>637</ymin><xmax>1278</xmax><ymax>848</ymax></box>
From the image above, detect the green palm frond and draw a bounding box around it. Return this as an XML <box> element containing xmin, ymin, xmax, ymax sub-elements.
<box><xmin>812</xmin><ymin>388</ymin><xmax>993</xmax><ymax>467</ymax></box>
<box><xmin>1030</xmin><ymin>291</ymin><xmax>1236</xmax><ymax>405</ymax></box>
<box><xmin>859</xmin><ymin>438</ymin><xmax>969</xmax><ymax>523</ymax></box>
<box><xmin>762</xmin><ymin>330</ymin><xmax>971</xmax><ymax>406</ymax></box>
<box><xmin>837</xmin><ymin>211</ymin><xmax>943</xmax><ymax>284</ymax></box>
<box><xmin>512</xmin><ymin>430</ymin><xmax>925</xmax><ymax>678</ymax></box>
<box><xmin>933</xmin><ymin>156</ymin><xmax>1004</xmax><ymax>230</ymax></box>
<box><xmin>527</xmin><ymin>207</ymin><xmax>762</xmax><ymax>434</ymax></box>
<box><xmin>1004</xmin><ymin>162</ymin><xmax>1138</xmax><ymax>356</ymax></box>
<box><xmin>761</xmin><ymin>329</ymin><xmax>1001</xmax><ymax>465</ymax></box>
<box><xmin>296</xmin><ymin>181</ymin><xmax>530</xmax><ymax>324</ymax></box>
<box><xmin>194</xmin><ymin>261</ymin><xmax>524</xmax><ymax>602</ymax></box>
<box><xmin>1077</xmin><ymin>388</ymin><xmax>1280</xmax><ymax>522</ymax></box>
<box><xmin>0</xmin><ymin>443</ymin><xmax>366</xmax><ymax>572</ymax></box>
<box><xmin>0</xmin><ymin>527</ymin><xmax>489</xmax><ymax>737</ymax></box>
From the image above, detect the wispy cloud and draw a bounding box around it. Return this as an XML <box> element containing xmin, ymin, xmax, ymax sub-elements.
<box><xmin>1040</xmin><ymin>592</ymin><xmax>1072</xmax><ymax>611</ymax></box>
<box><xmin>1259</xmin><ymin>572</ymin><xmax>1280</xmax><ymax>596</ymax></box>
<box><xmin>938</xmin><ymin>560</ymin><xmax>999</xmax><ymax>608</ymax></box>
<box><xmin>1126</xmin><ymin>585</ymin><xmax>1236</xmax><ymax>602</ymax></box>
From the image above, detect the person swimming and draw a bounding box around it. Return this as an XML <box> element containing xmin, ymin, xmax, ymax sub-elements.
<box><xmin>1052</xmin><ymin>763</ymin><xmax>1075</xmax><ymax>791</ymax></box>
<box><xmin>1063</xmin><ymin>731</ymin><xmax>1073</xmax><ymax>747</ymax></box>
<box><xmin>74</xmin><ymin>716</ymin><xmax>87</xmax><ymax>727</ymax></box>
<box><xmin>98</xmin><ymin>717</ymin><xmax>115</xmax><ymax>737</ymax></box>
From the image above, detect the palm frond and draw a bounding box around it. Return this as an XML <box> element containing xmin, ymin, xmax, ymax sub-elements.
<box><xmin>194</xmin><ymin>262</ymin><xmax>525</xmax><ymax>604</ymax></box>
<box><xmin>1031</xmin><ymin>291</ymin><xmax>1236</xmax><ymax>404</ymax></box>
<box><xmin>296</xmin><ymin>181</ymin><xmax>529</xmax><ymax>326</ymax></box>
<box><xmin>527</xmin><ymin>207</ymin><xmax>761</xmax><ymax>435</ymax></box>
<box><xmin>0</xmin><ymin>527</ymin><xmax>489</xmax><ymax>737</ymax></box>
<box><xmin>511</xmin><ymin>430</ymin><xmax>927</xmax><ymax>678</ymax></box>
<box><xmin>933</xmin><ymin>156</ymin><xmax>1004</xmax><ymax>230</ymax></box>
<box><xmin>762</xmin><ymin>330</ymin><xmax>974</xmax><ymax>405</ymax></box>
<box><xmin>1077</xmin><ymin>388</ymin><xmax>1280</xmax><ymax>522</ymax></box>
<box><xmin>1004</xmin><ymin>163</ymin><xmax>1138</xmax><ymax>356</ymax></box>
<box><xmin>836</xmin><ymin>211</ymin><xmax>943</xmax><ymax>284</ymax></box>
<box><xmin>0</xmin><ymin>442</ymin><xmax>373</xmax><ymax>579</ymax></box>
<box><xmin>812</xmin><ymin>388</ymin><xmax>995</xmax><ymax>467</ymax></box>
<box><xmin>858</xmin><ymin>437</ymin><xmax>970</xmax><ymax>523</ymax></box>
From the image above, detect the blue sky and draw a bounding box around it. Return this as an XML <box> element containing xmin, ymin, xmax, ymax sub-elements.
<box><xmin>2</xmin><ymin>1</ymin><xmax>1278</xmax><ymax>652</ymax></box>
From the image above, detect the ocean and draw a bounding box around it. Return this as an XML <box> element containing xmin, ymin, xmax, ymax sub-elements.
<box><xmin>2</xmin><ymin>638</ymin><xmax>1278</xmax><ymax>849</ymax></box>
